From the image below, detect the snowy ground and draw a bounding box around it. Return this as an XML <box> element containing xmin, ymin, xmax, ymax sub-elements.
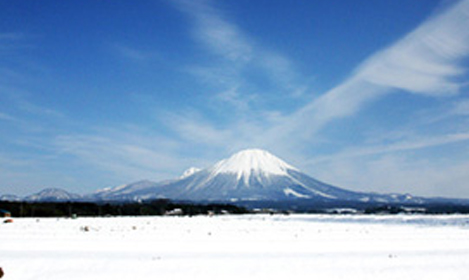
<box><xmin>1</xmin><ymin>214</ymin><xmax>469</xmax><ymax>280</ymax></box>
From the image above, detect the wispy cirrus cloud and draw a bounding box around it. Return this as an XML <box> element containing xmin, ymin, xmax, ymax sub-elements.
<box><xmin>54</xmin><ymin>130</ymin><xmax>189</xmax><ymax>182</ymax></box>
<box><xmin>311</xmin><ymin>152</ymin><xmax>469</xmax><ymax>197</ymax></box>
<box><xmin>173</xmin><ymin>0</ymin><xmax>252</xmax><ymax>63</ymax></box>
<box><xmin>170</xmin><ymin>0</ymin><xmax>469</xmax><ymax>146</ymax></box>
<box><xmin>213</xmin><ymin>86</ymin><xmax>258</xmax><ymax>113</ymax></box>
<box><xmin>278</xmin><ymin>0</ymin><xmax>469</xmax><ymax>139</ymax></box>
<box><xmin>172</xmin><ymin>0</ymin><xmax>307</xmax><ymax>99</ymax></box>
<box><xmin>308</xmin><ymin>132</ymin><xmax>469</xmax><ymax>165</ymax></box>
<box><xmin>164</xmin><ymin>111</ymin><xmax>234</xmax><ymax>147</ymax></box>
<box><xmin>356</xmin><ymin>1</ymin><xmax>469</xmax><ymax>95</ymax></box>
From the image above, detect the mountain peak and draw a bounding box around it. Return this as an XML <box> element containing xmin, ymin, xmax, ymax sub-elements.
<box><xmin>210</xmin><ymin>149</ymin><xmax>297</xmax><ymax>180</ymax></box>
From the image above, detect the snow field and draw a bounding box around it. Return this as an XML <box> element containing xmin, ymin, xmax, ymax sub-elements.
<box><xmin>1</xmin><ymin>214</ymin><xmax>469</xmax><ymax>280</ymax></box>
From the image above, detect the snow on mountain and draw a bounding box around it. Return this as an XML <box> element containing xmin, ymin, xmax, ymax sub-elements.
<box><xmin>24</xmin><ymin>188</ymin><xmax>82</xmax><ymax>202</ymax></box>
<box><xmin>210</xmin><ymin>149</ymin><xmax>297</xmax><ymax>181</ymax></box>
<box><xmin>89</xmin><ymin>180</ymin><xmax>166</xmax><ymax>201</ymax></box>
<box><xmin>180</xmin><ymin>167</ymin><xmax>202</xmax><ymax>179</ymax></box>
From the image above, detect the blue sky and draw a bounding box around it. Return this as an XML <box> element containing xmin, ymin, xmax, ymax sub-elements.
<box><xmin>1</xmin><ymin>0</ymin><xmax>469</xmax><ymax>198</ymax></box>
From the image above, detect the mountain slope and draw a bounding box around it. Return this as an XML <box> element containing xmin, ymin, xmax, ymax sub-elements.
<box><xmin>89</xmin><ymin>179</ymin><xmax>175</xmax><ymax>201</ymax></box>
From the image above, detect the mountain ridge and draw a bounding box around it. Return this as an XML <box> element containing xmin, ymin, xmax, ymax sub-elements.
<box><xmin>2</xmin><ymin>149</ymin><xmax>469</xmax><ymax>208</ymax></box>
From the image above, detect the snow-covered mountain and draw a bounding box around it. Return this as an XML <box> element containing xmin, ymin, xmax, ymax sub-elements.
<box><xmin>24</xmin><ymin>188</ymin><xmax>82</xmax><ymax>202</ymax></box>
<box><xmin>89</xmin><ymin>149</ymin><xmax>421</xmax><ymax>204</ymax></box>
<box><xmin>153</xmin><ymin>149</ymin><xmax>361</xmax><ymax>201</ymax></box>
<box><xmin>3</xmin><ymin>149</ymin><xmax>435</xmax><ymax>205</ymax></box>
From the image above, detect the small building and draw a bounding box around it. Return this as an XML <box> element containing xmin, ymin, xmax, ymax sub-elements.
<box><xmin>0</xmin><ymin>209</ymin><xmax>11</xmax><ymax>218</ymax></box>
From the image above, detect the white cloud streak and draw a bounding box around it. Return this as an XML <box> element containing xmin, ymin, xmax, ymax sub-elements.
<box><xmin>214</xmin><ymin>87</ymin><xmax>252</xmax><ymax>112</ymax></box>
<box><xmin>173</xmin><ymin>0</ymin><xmax>305</xmax><ymax>98</ymax></box>
<box><xmin>357</xmin><ymin>1</ymin><xmax>469</xmax><ymax>95</ymax></box>
<box><xmin>173</xmin><ymin>0</ymin><xmax>252</xmax><ymax>63</ymax></box>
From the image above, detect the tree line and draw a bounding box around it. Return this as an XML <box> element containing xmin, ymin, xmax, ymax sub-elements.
<box><xmin>0</xmin><ymin>200</ymin><xmax>248</xmax><ymax>218</ymax></box>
